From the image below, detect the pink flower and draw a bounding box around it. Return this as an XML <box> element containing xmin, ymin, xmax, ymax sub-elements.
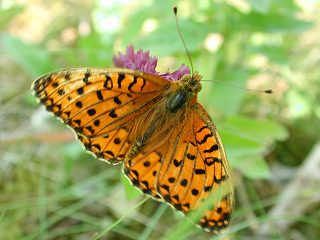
<box><xmin>113</xmin><ymin>45</ymin><xmax>190</xmax><ymax>81</ymax></box>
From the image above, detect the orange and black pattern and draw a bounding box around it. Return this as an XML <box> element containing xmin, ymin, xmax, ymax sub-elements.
<box><xmin>32</xmin><ymin>67</ymin><xmax>234</xmax><ymax>233</ymax></box>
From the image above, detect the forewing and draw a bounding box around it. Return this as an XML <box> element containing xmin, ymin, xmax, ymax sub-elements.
<box><xmin>32</xmin><ymin>68</ymin><xmax>169</xmax><ymax>163</ymax></box>
<box><xmin>123</xmin><ymin>103</ymin><xmax>233</xmax><ymax>232</ymax></box>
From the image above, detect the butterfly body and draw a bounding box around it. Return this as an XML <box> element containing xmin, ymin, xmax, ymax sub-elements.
<box><xmin>126</xmin><ymin>73</ymin><xmax>202</xmax><ymax>160</ymax></box>
<box><xmin>32</xmin><ymin>67</ymin><xmax>233</xmax><ymax>232</ymax></box>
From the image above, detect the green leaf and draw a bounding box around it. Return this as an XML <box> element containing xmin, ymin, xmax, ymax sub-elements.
<box><xmin>121</xmin><ymin>175</ymin><xmax>141</xmax><ymax>200</ymax></box>
<box><xmin>219</xmin><ymin>116</ymin><xmax>285</xmax><ymax>179</ymax></box>
<box><xmin>1</xmin><ymin>34</ymin><xmax>56</xmax><ymax>77</ymax></box>
<box><xmin>219</xmin><ymin>129</ymin><xmax>265</xmax><ymax>160</ymax></box>
<box><xmin>235</xmin><ymin>155</ymin><xmax>271</xmax><ymax>179</ymax></box>
<box><xmin>221</xmin><ymin>127</ymin><xmax>271</xmax><ymax>179</ymax></box>
<box><xmin>0</xmin><ymin>6</ymin><xmax>24</xmax><ymax>30</ymax></box>
<box><xmin>226</xmin><ymin>115</ymin><xmax>289</xmax><ymax>143</ymax></box>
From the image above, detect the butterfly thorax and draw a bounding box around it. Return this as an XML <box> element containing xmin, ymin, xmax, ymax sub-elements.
<box><xmin>166</xmin><ymin>73</ymin><xmax>202</xmax><ymax>113</ymax></box>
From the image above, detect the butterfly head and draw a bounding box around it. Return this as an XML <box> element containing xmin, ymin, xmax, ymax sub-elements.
<box><xmin>180</xmin><ymin>72</ymin><xmax>202</xmax><ymax>95</ymax></box>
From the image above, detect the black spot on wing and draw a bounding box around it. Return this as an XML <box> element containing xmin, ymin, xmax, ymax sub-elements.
<box><xmin>183</xmin><ymin>203</ymin><xmax>190</xmax><ymax>210</ymax></box>
<box><xmin>75</xmin><ymin>101</ymin><xmax>83</xmax><ymax>108</ymax></box>
<box><xmin>114</xmin><ymin>138</ymin><xmax>121</xmax><ymax>144</ymax></box>
<box><xmin>114</xmin><ymin>96</ymin><xmax>121</xmax><ymax>104</ymax></box>
<box><xmin>105</xmin><ymin>150</ymin><xmax>115</xmax><ymax>157</ymax></box>
<box><xmin>163</xmin><ymin>194</ymin><xmax>171</xmax><ymax>202</ymax></box>
<box><xmin>57</xmin><ymin>89</ymin><xmax>65</xmax><ymax>95</ymax></box>
<box><xmin>96</xmin><ymin>90</ymin><xmax>103</xmax><ymax>100</ymax></box>
<box><xmin>187</xmin><ymin>153</ymin><xmax>195</xmax><ymax>160</ymax></box>
<box><xmin>109</xmin><ymin>109</ymin><xmax>117</xmax><ymax>118</ymax></box>
<box><xmin>85</xmin><ymin>126</ymin><xmax>95</xmax><ymax>134</ymax></box>
<box><xmin>87</xmin><ymin>109</ymin><xmax>96</xmax><ymax>116</ymax></box>
<box><xmin>168</xmin><ymin>177</ymin><xmax>175</xmax><ymax>183</ymax></box>
<box><xmin>77</xmin><ymin>87</ymin><xmax>84</xmax><ymax>95</ymax></box>
<box><xmin>140</xmin><ymin>77</ymin><xmax>146</xmax><ymax>91</ymax></box>
<box><xmin>93</xmin><ymin>119</ymin><xmax>100</xmax><ymax>126</ymax></box>
<box><xmin>204</xmin><ymin>144</ymin><xmax>219</xmax><ymax>153</ymax></box>
<box><xmin>191</xmin><ymin>189</ymin><xmax>199</xmax><ymax>196</ymax></box>
<box><xmin>117</xmin><ymin>73</ymin><xmax>125</xmax><ymax>88</ymax></box>
<box><xmin>92</xmin><ymin>144</ymin><xmax>101</xmax><ymax>151</ymax></box>
<box><xmin>64</xmin><ymin>72</ymin><xmax>71</xmax><ymax>81</ymax></box>
<box><xmin>197</xmin><ymin>133</ymin><xmax>213</xmax><ymax>144</ymax></box>
<box><xmin>128</xmin><ymin>76</ymin><xmax>138</xmax><ymax>92</ymax></box>
<box><xmin>197</xmin><ymin>125</ymin><xmax>208</xmax><ymax>133</ymax></box>
<box><xmin>161</xmin><ymin>184</ymin><xmax>170</xmax><ymax>192</ymax></box>
<box><xmin>143</xmin><ymin>160</ymin><xmax>151</xmax><ymax>167</ymax></box>
<box><xmin>64</xmin><ymin>111</ymin><xmax>71</xmax><ymax>118</ymax></box>
<box><xmin>195</xmin><ymin>169</ymin><xmax>205</xmax><ymax>174</ymax></box>
<box><xmin>174</xmin><ymin>203</ymin><xmax>183</xmax><ymax>211</ymax></box>
<box><xmin>204</xmin><ymin>157</ymin><xmax>221</xmax><ymax>166</ymax></box>
<box><xmin>172</xmin><ymin>194</ymin><xmax>179</xmax><ymax>201</ymax></box>
<box><xmin>180</xmin><ymin>179</ymin><xmax>188</xmax><ymax>187</ymax></box>
<box><xmin>74</xmin><ymin>119</ymin><xmax>81</xmax><ymax>125</ymax></box>
<box><xmin>83</xmin><ymin>69</ymin><xmax>90</xmax><ymax>84</ymax></box>
<box><xmin>104</xmin><ymin>75</ymin><xmax>113</xmax><ymax>90</ymax></box>
<box><xmin>174</xmin><ymin>159</ymin><xmax>182</xmax><ymax>167</ymax></box>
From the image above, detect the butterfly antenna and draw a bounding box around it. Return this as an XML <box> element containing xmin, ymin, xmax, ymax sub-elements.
<box><xmin>173</xmin><ymin>6</ymin><xmax>194</xmax><ymax>75</ymax></box>
<box><xmin>201</xmin><ymin>79</ymin><xmax>273</xmax><ymax>94</ymax></box>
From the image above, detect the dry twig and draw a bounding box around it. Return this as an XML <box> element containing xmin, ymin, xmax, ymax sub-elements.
<box><xmin>258</xmin><ymin>143</ymin><xmax>320</xmax><ymax>235</ymax></box>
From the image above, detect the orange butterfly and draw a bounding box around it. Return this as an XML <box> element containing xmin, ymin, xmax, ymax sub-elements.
<box><xmin>32</xmin><ymin>46</ymin><xmax>233</xmax><ymax>233</ymax></box>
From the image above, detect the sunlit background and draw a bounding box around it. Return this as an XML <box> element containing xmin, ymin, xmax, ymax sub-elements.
<box><xmin>1</xmin><ymin>0</ymin><xmax>320</xmax><ymax>239</ymax></box>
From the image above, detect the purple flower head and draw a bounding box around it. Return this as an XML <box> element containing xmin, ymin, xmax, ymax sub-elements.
<box><xmin>113</xmin><ymin>45</ymin><xmax>190</xmax><ymax>81</ymax></box>
<box><xmin>160</xmin><ymin>64</ymin><xmax>190</xmax><ymax>81</ymax></box>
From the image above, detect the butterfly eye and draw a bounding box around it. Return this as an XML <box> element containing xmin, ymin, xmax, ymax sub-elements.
<box><xmin>195</xmin><ymin>81</ymin><xmax>202</xmax><ymax>92</ymax></box>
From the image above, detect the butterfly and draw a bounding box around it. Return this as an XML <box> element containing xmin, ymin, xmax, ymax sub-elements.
<box><xmin>31</xmin><ymin>47</ymin><xmax>234</xmax><ymax>233</ymax></box>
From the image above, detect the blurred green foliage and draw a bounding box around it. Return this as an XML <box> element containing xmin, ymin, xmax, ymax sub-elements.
<box><xmin>1</xmin><ymin>0</ymin><xmax>320</xmax><ymax>239</ymax></box>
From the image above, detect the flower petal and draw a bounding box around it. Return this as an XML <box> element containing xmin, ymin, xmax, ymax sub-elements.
<box><xmin>113</xmin><ymin>46</ymin><xmax>190</xmax><ymax>81</ymax></box>
<box><xmin>160</xmin><ymin>64</ymin><xmax>190</xmax><ymax>81</ymax></box>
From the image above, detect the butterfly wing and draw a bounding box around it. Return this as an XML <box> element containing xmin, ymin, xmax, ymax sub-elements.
<box><xmin>32</xmin><ymin>68</ymin><xmax>170</xmax><ymax>163</ymax></box>
<box><xmin>192</xmin><ymin>103</ymin><xmax>233</xmax><ymax>232</ymax></box>
<box><xmin>124</xmin><ymin>103</ymin><xmax>233</xmax><ymax>232</ymax></box>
